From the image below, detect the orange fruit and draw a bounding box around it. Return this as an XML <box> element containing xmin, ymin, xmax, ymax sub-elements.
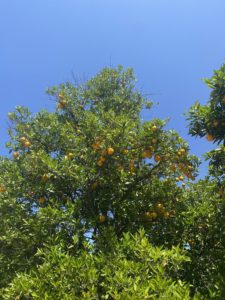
<box><xmin>163</xmin><ymin>212</ymin><xmax>170</xmax><ymax>219</ymax></box>
<box><xmin>156</xmin><ymin>203</ymin><xmax>164</xmax><ymax>210</ymax></box>
<box><xmin>92</xmin><ymin>142</ymin><xmax>101</xmax><ymax>150</ymax></box>
<box><xmin>170</xmin><ymin>164</ymin><xmax>176</xmax><ymax>172</ymax></box>
<box><xmin>145</xmin><ymin>211</ymin><xmax>157</xmax><ymax>220</ymax></box>
<box><xmin>154</xmin><ymin>154</ymin><xmax>161</xmax><ymax>162</ymax></box>
<box><xmin>206</xmin><ymin>134</ymin><xmax>214</xmax><ymax>141</ymax></box>
<box><xmin>101</xmin><ymin>149</ymin><xmax>108</xmax><ymax>155</ymax></box>
<box><xmin>91</xmin><ymin>182</ymin><xmax>98</xmax><ymax>189</ymax></box>
<box><xmin>13</xmin><ymin>152</ymin><xmax>19</xmax><ymax>159</ymax></box>
<box><xmin>58</xmin><ymin>93</ymin><xmax>64</xmax><ymax>100</ymax></box>
<box><xmin>97</xmin><ymin>157</ymin><xmax>105</xmax><ymax>166</ymax></box>
<box><xmin>180</xmin><ymin>148</ymin><xmax>186</xmax><ymax>155</ymax></box>
<box><xmin>20</xmin><ymin>137</ymin><xmax>27</xmax><ymax>143</ymax></box>
<box><xmin>41</xmin><ymin>174</ymin><xmax>50</xmax><ymax>182</ymax></box>
<box><xmin>123</xmin><ymin>149</ymin><xmax>129</xmax><ymax>155</ymax></box>
<box><xmin>151</xmin><ymin>125</ymin><xmax>157</xmax><ymax>132</ymax></box>
<box><xmin>38</xmin><ymin>197</ymin><xmax>46</xmax><ymax>204</ymax></box>
<box><xmin>107</xmin><ymin>147</ymin><xmax>114</xmax><ymax>155</ymax></box>
<box><xmin>67</xmin><ymin>152</ymin><xmax>74</xmax><ymax>160</ymax></box>
<box><xmin>24</xmin><ymin>141</ymin><xmax>31</xmax><ymax>148</ymax></box>
<box><xmin>142</xmin><ymin>150</ymin><xmax>152</xmax><ymax>158</ymax></box>
<box><xmin>179</xmin><ymin>175</ymin><xmax>184</xmax><ymax>181</ymax></box>
<box><xmin>0</xmin><ymin>186</ymin><xmax>6</xmax><ymax>193</ymax></box>
<box><xmin>149</xmin><ymin>146</ymin><xmax>154</xmax><ymax>152</ymax></box>
<box><xmin>98</xmin><ymin>215</ymin><xmax>106</xmax><ymax>223</ymax></box>
<box><xmin>212</xmin><ymin>120</ymin><xmax>219</xmax><ymax>127</ymax></box>
<box><xmin>58</xmin><ymin>101</ymin><xmax>67</xmax><ymax>109</ymax></box>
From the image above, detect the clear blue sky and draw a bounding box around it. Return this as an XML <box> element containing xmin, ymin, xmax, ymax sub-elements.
<box><xmin>1</xmin><ymin>0</ymin><xmax>225</xmax><ymax>176</ymax></box>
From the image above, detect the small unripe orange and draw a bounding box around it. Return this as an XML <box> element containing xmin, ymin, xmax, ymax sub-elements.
<box><xmin>38</xmin><ymin>197</ymin><xmax>46</xmax><ymax>204</ymax></box>
<box><xmin>123</xmin><ymin>149</ymin><xmax>129</xmax><ymax>155</ymax></box>
<box><xmin>145</xmin><ymin>211</ymin><xmax>157</xmax><ymax>220</ymax></box>
<box><xmin>91</xmin><ymin>182</ymin><xmax>98</xmax><ymax>189</ymax></box>
<box><xmin>98</xmin><ymin>215</ymin><xmax>106</xmax><ymax>223</ymax></box>
<box><xmin>41</xmin><ymin>174</ymin><xmax>50</xmax><ymax>182</ymax></box>
<box><xmin>151</xmin><ymin>125</ymin><xmax>157</xmax><ymax>132</ymax></box>
<box><xmin>67</xmin><ymin>152</ymin><xmax>74</xmax><ymax>160</ymax></box>
<box><xmin>156</xmin><ymin>203</ymin><xmax>164</xmax><ymax>210</ymax></box>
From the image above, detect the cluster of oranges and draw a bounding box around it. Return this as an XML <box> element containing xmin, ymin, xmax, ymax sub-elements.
<box><xmin>145</xmin><ymin>203</ymin><xmax>172</xmax><ymax>221</ymax></box>
<box><xmin>57</xmin><ymin>94</ymin><xmax>67</xmax><ymax>109</ymax></box>
<box><xmin>20</xmin><ymin>137</ymin><xmax>31</xmax><ymax>148</ymax></box>
<box><xmin>92</xmin><ymin>141</ymin><xmax>115</xmax><ymax>167</ymax></box>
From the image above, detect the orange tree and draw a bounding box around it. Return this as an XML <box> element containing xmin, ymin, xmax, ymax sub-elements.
<box><xmin>183</xmin><ymin>63</ymin><xmax>225</xmax><ymax>298</ymax></box>
<box><xmin>0</xmin><ymin>66</ymin><xmax>201</xmax><ymax>298</ymax></box>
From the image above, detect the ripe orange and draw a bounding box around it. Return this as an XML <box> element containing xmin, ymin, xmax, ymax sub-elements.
<box><xmin>180</xmin><ymin>148</ymin><xmax>186</xmax><ymax>155</ymax></box>
<box><xmin>163</xmin><ymin>212</ymin><xmax>170</xmax><ymax>219</ymax></box>
<box><xmin>0</xmin><ymin>186</ymin><xmax>6</xmax><ymax>193</ymax></box>
<box><xmin>179</xmin><ymin>175</ymin><xmax>184</xmax><ymax>181</ymax></box>
<box><xmin>13</xmin><ymin>152</ymin><xmax>19</xmax><ymax>159</ymax></box>
<box><xmin>20</xmin><ymin>137</ymin><xmax>27</xmax><ymax>143</ymax></box>
<box><xmin>142</xmin><ymin>150</ymin><xmax>152</xmax><ymax>158</ymax></box>
<box><xmin>98</xmin><ymin>215</ymin><xmax>106</xmax><ymax>223</ymax></box>
<box><xmin>145</xmin><ymin>211</ymin><xmax>157</xmax><ymax>220</ymax></box>
<box><xmin>92</xmin><ymin>142</ymin><xmax>101</xmax><ymax>150</ymax></box>
<box><xmin>154</xmin><ymin>154</ymin><xmax>161</xmax><ymax>162</ymax></box>
<box><xmin>149</xmin><ymin>146</ymin><xmax>154</xmax><ymax>152</ymax></box>
<box><xmin>107</xmin><ymin>147</ymin><xmax>114</xmax><ymax>155</ymax></box>
<box><xmin>206</xmin><ymin>134</ymin><xmax>214</xmax><ymax>141</ymax></box>
<box><xmin>97</xmin><ymin>156</ymin><xmax>105</xmax><ymax>166</ymax></box>
<box><xmin>151</xmin><ymin>125</ymin><xmax>157</xmax><ymax>132</ymax></box>
<box><xmin>58</xmin><ymin>101</ymin><xmax>67</xmax><ymax>109</ymax></box>
<box><xmin>24</xmin><ymin>141</ymin><xmax>31</xmax><ymax>148</ymax></box>
<box><xmin>156</xmin><ymin>203</ymin><xmax>164</xmax><ymax>210</ymax></box>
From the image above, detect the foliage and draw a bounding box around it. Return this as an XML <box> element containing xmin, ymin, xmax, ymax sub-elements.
<box><xmin>2</xmin><ymin>230</ymin><xmax>194</xmax><ymax>300</ymax></box>
<box><xmin>1</xmin><ymin>64</ymin><xmax>225</xmax><ymax>299</ymax></box>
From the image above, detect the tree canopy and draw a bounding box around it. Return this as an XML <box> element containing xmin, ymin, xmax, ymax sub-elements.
<box><xmin>0</xmin><ymin>65</ymin><xmax>224</xmax><ymax>299</ymax></box>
